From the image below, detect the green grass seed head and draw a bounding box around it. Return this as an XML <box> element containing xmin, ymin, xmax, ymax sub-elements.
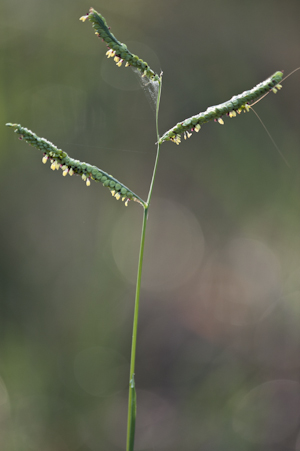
<box><xmin>80</xmin><ymin>8</ymin><xmax>160</xmax><ymax>81</ymax></box>
<box><xmin>6</xmin><ymin>123</ymin><xmax>145</xmax><ymax>207</ymax></box>
<box><xmin>159</xmin><ymin>71</ymin><xmax>284</xmax><ymax>145</ymax></box>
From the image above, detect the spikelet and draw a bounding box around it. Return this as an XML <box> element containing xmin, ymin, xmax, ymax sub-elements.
<box><xmin>6</xmin><ymin>123</ymin><xmax>145</xmax><ymax>208</ymax></box>
<box><xmin>80</xmin><ymin>8</ymin><xmax>160</xmax><ymax>82</ymax></box>
<box><xmin>159</xmin><ymin>71</ymin><xmax>283</xmax><ymax>145</ymax></box>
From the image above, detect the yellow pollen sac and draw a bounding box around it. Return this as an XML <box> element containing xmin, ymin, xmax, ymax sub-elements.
<box><xmin>184</xmin><ymin>133</ymin><xmax>187</xmax><ymax>140</ymax></box>
<box><xmin>244</xmin><ymin>104</ymin><xmax>250</xmax><ymax>112</ymax></box>
<box><xmin>125</xmin><ymin>199</ymin><xmax>129</xmax><ymax>206</ymax></box>
<box><xmin>111</xmin><ymin>190</ymin><xmax>116</xmax><ymax>196</ymax></box>
<box><xmin>272</xmin><ymin>84</ymin><xmax>282</xmax><ymax>93</ymax></box>
<box><xmin>122</xmin><ymin>196</ymin><xmax>126</xmax><ymax>202</ymax></box>
<box><xmin>115</xmin><ymin>193</ymin><xmax>121</xmax><ymax>200</ymax></box>
<box><xmin>218</xmin><ymin>118</ymin><xmax>224</xmax><ymax>125</ymax></box>
<box><xmin>86</xmin><ymin>179</ymin><xmax>91</xmax><ymax>186</ymax></box>
<box><xmin>229</xmin><ymin>111</ymin><xmax>236</xmax><ymax>118</ymax></box>
<box><xmin>50</xmin><ymin>162</ymin><xmax>56</xmax><ymax>171</ymax></box>
<box><xmin>79</xmin><ymin>15</ymin><xmax>88</xmax><ymax>22</ymax></box>
<box><xmin>195</xmin><ymin>124</ymin><xmax>201</xmax><ymax>132</ymax></box>
<box><xmin>69</xmin><ymin>168</ymin><xmax>74</xmax><ymax>176</ymax></box>
<box><xmin>106</xmin><ymin>49</ymin><xmax>114</xmax><ymax>58</ymax></box>
<box><xmin>187</xmin><ymin>131</ymin><xmax>192</xmax><ymax>138</ymax></box>
<box><xmin>61</xmin><ymin>165</ymin><xmax>68</xmax><ymax>175</ymax></box>
<box><xmin>125</xmin><ymin>62</ymin><xmax>130</xmax><ymax>67</ymax></box>
<box><xmin>114</xmin><ymin>56</ymin><xmax>120</xmax><ymax>63</ymax></box>
<box><xmin>82</xmin><ymin>174</ymin><xmax>87</xmax><ymax>181</ymax></box>
<box><xmin>116</xmin><ymin>60</ymin><xmax>123</xmax><ymax>67</ymax></box>
<box><xmin>42</xmin><ymin>155</ymin><xmax>48</xmax><ymax>164</ymax></box>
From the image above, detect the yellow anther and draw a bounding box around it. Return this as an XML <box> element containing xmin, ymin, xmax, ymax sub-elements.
<box><xmin>125</xmin><ymin>199</ymin><xmax>129</xmax><ymax>206</ymax></box>
<box><xmin>195</xmin><ymin>124</ymin><xmax>201</xmax><ymax>132</ymax></box>
<box><xmin>69</xmin><ymin>168</ymin><xmax>74</xmax><ymax>176</ymax></box>
<box><xmin>42</xmin><ymin>155</ymin><xmax>48</xmax><ymax>164</ymax></box>
<box><xmin>62</xmin><ymin>165</ymin><xmax>68</xmax><ymax>176</ymax></box>
<box><xmin>79</xmin><ymin>15</ymin><xmax>88</xmax><ymax>22</ymax></box>
<box><xmin>111</xmin><ymin>190</ymin><xmax>115</xmax><ymax>196</ymax></box>
<box><xmin>125</xmin><ymin>62</ymin><xmax>130</xmax><ymax>67</ymax></box>
<box><xmin>187</xmin><ymin>131</ymin><xmax>192</xmax><ymax>138</ymax></box>
<box><xmin>82</xmin><ymin>174</ymin><xmax>87</xmax><ymax>181</ymax></box>
<box><xmin>115</xmin><ymin>193</ymin><xmax>121</xmax><ymax>200</ymax></box>
<box><xmin>114</xmin><ymin>56</ymin><xmax>120</xmax><ymax>63</ymax></box>
<box><xmin>86</xmin><ymin>179</ymin><xmax>91</xmax><ymax>186</ymax></box>
<box><xmin>50</xmin><ymin>162</ymin><xmax>56</xmax><ymax>171</ymax></box>
<box><xmin>218</xmin><ymin>118</ymin><xmax>224</xmax><ymax>125</ymax></box>
<box><xmin>272</xmin><ymin>84</ymin><xmax>282</xmax><ymax>93</ymax></box>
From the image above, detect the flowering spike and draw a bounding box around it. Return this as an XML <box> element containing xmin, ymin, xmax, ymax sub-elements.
<box><xmin>159</xmin><ymin>71</ymin><xmax>283</xmax><ymax>145</ymax></box>
<box><xmin>6</xmin><ymin>123</ymin><xmax>146</xmax><ymax>208</ymax></box>
<box><xmin>80</xmin><ymin>8</ymin><xmax>160</xmax><ymax>82</ymax></box>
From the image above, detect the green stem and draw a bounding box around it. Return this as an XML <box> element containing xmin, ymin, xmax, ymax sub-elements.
<box><xmin>126</xmin><ymin>205</ymin><xmax>148</xmax><ymax>451</ymax></box>
<box><xmin>147</xmin><ymin>75</ymin><xmax>163</xmax><ymax>206</ymax></box>
<box><xmin>126</xmin><ymin>75</ymin><xmax>162</xmax><ymax>451</ymax></box>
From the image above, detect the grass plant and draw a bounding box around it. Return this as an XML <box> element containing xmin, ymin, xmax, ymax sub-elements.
<box><xmin>6</xmin><ymin>7</ymin><xmax>284</xmax><ymax>451</ymax></box>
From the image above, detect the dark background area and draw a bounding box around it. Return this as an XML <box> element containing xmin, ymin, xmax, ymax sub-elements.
<box><xmin>1</xmin><ymin>0</ymin><xmax>300</xmax><ymax>450</ymax></box>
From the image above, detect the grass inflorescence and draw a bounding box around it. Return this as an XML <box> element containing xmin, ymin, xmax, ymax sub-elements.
<box><xmin>159</xmin><ymin>71</ymin><xmax>283</xmax><ymax>145</ymax></box>
<box><xmin>80</xmin><ymin>8</ymin><xmax>160</xmax><ymax>82</ymax></box>
<box><xmin>6</xmin><ymin>123</ymin><xmax>145</xmax><ymax>207</ymax></box>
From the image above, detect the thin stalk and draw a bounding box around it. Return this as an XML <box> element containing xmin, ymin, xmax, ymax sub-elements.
<box><xmin>126</xmin><ymin>205</ymin><xmax>148</xmax><ymax>451</ymax></box>
<box><xmin>126</xmin><ymin>75</ymin><xmax>162</xmax><ymax>451</ymax></box>
<box><xmin>147</xmin><ymin>75</ymin><xmax>163</xmax><ymax>206</ymax></box>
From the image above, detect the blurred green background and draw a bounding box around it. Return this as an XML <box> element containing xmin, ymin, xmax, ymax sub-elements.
<box><xmin>1</xmin><ymin>0</ymin><xmax>300</xmax><ymax>450</ymax></box>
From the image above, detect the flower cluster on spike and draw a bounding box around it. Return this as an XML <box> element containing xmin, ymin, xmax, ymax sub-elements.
<box><xmin>80</xmin><ymin>8</ymin><xmax>160</xmax><ymax>82</ymax></box>
<box><xmin>6</xmin><ymin>123</ymin><xmax>145</xmax><ymax>207</ymax></box>
<box><xmin>159</xmin><ymin>71</ymin><xmax>283</xmax><ymax>145</ymax></box>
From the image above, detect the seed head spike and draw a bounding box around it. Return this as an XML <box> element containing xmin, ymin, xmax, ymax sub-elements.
<box><xmin>159</xmin><ymin>71</ymin><xmax>283</xmax><ymax>145</ymax></box>
<box><xmin>6</xmin><ymin>123</ymin><xmax>146</xmax><ymax>208</ymax></box>
<box><xmin>80</xmin><ymin>8</ymin><xmax>160</xmax><ymax>82</ymax></box>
